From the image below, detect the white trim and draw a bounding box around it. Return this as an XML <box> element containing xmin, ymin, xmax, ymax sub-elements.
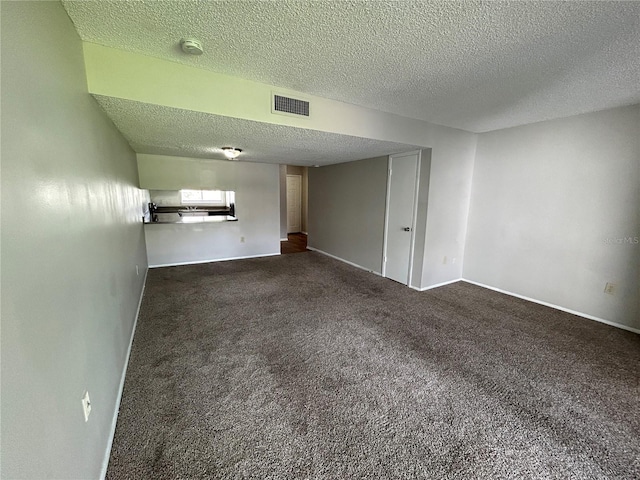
<box><xmin>149</xmin><ymin>252</ymin><xmax>280</xmax><ymax>268</ymax></box>
<box><xmin>307</xmin><ymin>247</ymin><xmax>381</xmax><ymax>276</ymax></box>
<box><xmin>410</xmin><ymin>278</ymin><xmax>462</xmax><ymax>292</ymax></box>
<box><xmin>407</xmin><ymin>151</ymin><xmax>422</xmax><ymax>287</ymax></box>
<box><xmin>389</xmin><ymin>150</ymin><xmax>422</xmax><ymax>159</ymax></box>
<box><xmin>101</xmin><ymin>267</ymin><xmax>148</xmax><ymax>479</ymax></box>
<box><xmin>462</xmin><ymin>279</ymin><xmax>640</xmax><ymax>335</ymax></box>
<box><xmin>301</xmin><ymin>231</ymin><xmax>308</xmax><ymax>236</ymax></box>
<box><xmin>381</xmin><ymin>157</ymin><xmax>392</xmax><ymax>278</ymax></box>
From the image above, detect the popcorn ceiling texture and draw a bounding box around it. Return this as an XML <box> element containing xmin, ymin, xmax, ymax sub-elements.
<box><xmin>93</xmin><ymin>95</ymin><xmax>423</xmax><ymax>166</ymax></box>
<box><xmin>64</xmin><ymin>1</ymin><xmax>639</xmax><ymax>132</ymax></box>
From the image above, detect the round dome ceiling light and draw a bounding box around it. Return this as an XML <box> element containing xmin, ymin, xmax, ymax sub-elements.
<box><xmin>222</xmin><ymin>147</ymin><xmax>242</xmax><ymax>160</ymax></box>
<box><xmin>180</xmin><ymin>38</ymin><xmax>203</xmax><ymax>55</ymax></box>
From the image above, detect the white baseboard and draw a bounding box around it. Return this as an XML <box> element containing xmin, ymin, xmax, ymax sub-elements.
<box><xmin>307</xmin><ymin>247</ymin><xmax>381</xmax><ymax>276</ymax></box>
<box><xmin>410</xmin><ymin>278</ymin><xmax>462</xmax><ymax>292</ymax></box>
<box><xmin>280</xmin><ymin>238</ymin><xmax>288</xmax><ymax>242</ymax></box>
<box><xmin>301</xmin><ymin>231</ymin><xmax>308</xmax><ymax>236</ymax></box>
<box><xmin>462</xmin><ymin>279</ymin><xmax>640</xmax><ymax>335</ymax></box>
<box><xmin>149</xmin><ymin>252</ymin><xmax>281</xmax><ymax>268</ymax></box>
<box><xmin>101</xmin><ymin>267</ymin><xmax>148</xmax><ymax>479</ymax></box>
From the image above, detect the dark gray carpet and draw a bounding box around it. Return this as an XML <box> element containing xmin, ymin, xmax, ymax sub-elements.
<box><xmin>107</xmin><ymin>252</ymin><xmax>640</xmax><ymax>479</ymax></box>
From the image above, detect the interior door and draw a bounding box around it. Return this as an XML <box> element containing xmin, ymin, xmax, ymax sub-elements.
<box><xmin>383</xmin><ymin>152</ymin><xmax>420</xmax><ymax>285</ymax></box>
<box><xmin>286</xmin><ymin>174</ymin><xmax>302</xmax><ymax>233</ymax></box>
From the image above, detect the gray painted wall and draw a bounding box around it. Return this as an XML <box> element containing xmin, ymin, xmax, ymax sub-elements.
<box><xmin>1</xmin><ymin>2</ymin><xmax>148</xmax><ymax>478</ymax></box>
<box><xmin>308</xmin><ymin>157</ymin><xmax>388</xmax><ymax>273</ymax></box>
<box><xmin>307</xmin><ymin>139</ymin><xmax>476</xmax><ymax>290</ymax></box>
<box><xmin>464</xmin><ymin>105</ymin><xmax>640</xmax><ymax>329</ymax></box>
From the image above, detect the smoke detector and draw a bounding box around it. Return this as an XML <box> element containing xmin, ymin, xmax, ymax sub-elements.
<box><xmin>180</xmin><ymin>38</ymin><xmax>203</xmax><ymax>55</ymax></box>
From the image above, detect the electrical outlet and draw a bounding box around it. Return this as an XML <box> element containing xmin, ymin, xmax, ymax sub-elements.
<box><xmin>604</xmin><ymin>282</ymin><xmax>617</xmax><ymax>295</ymax></box>
<box><xmin>452</xmin><ymin>257</ymin><xmax>457</xmax><ymax>264</ymax></box>
<box><xmin>81</xmin><ymin>391</ymin><xmax>92</xmax><ymax>422</ymax></box>
<box><xmin>240</xmin><ymin>236</ymin><xmax>245</xmax><ymax>243</ymax></box>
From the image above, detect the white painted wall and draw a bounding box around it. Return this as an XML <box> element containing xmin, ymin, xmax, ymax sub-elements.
<box><xmin>1</xmin><ymin>2</ymin><xmax>148</xmax><ymax>478</ymax></box>
<box><xmin>419</xmin><ymin>126</ymin><xmax>478</xmax><ymax>288</ymax></box>
<box><xmin>139</xmin><ymin>155</ymin><xmax>280</xmax><ymax>266</ymax></box>
<box><xmin>410</xmin><ymin>150</ymin><xmax>432</xmax><ymax>287</ymax></box>
<box><xmin>138</xmin><ymin>153</ymin><xmax>241</xmax><ymax>191</ymax></box>
<box><xmin>464</xmin><ymin>105</ymin><xmax>640</xmax><ymax>329</ymax></box>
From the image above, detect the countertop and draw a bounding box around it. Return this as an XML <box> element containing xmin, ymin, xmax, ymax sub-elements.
<box><xmin>145</xmin><ymin>212</ymin><xmax>238</xmax><ymax>224</ymax></box>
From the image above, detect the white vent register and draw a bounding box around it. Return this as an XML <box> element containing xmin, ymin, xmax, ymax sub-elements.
<box><xmin>272</xmin><ymin>93</ymin><xmax>310</xmax><ymax>118</ymax></box>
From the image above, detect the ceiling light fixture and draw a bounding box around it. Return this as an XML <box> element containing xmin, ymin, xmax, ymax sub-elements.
<box><xmin>222</xmin><ymin>147</ymin><xmax>242</xmax><ymax>160</ymax></box>
<box><xmin>180</xmin><ymin>38</ymin><xmax>203</xmax><ymax>55</ymax></box>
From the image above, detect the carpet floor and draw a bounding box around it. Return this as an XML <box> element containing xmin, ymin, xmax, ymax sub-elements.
<box><xmin>107</xmin><ymin>252</ymin><xmax>639</xmax><ymax>479</ymax></box>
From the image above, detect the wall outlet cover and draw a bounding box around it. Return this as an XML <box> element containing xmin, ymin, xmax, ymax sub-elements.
<box><xmin>604</xmin><ymin>282</ymin><xmax>617</xmax><ymax>295</ymax></box>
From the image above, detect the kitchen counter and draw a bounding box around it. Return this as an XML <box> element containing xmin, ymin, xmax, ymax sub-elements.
<box><xmin>145</xmin><ymin>203</ymin><xmax>237</xmax><ymax>224</ymax></box>
<box><xmin>145</xmin><ymin>212</ymin><xmax>237</xmax><ymax>224</ymax></box>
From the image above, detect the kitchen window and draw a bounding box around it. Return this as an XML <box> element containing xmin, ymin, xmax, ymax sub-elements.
<box><xmin>180</xmin><ymin>189</ymin><xmax>233</xmax><ymax>206</ymax></box>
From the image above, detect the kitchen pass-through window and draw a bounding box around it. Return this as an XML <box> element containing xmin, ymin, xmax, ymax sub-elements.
<box><xmin>180</xmin><ymin>189</ymin><xmax>234</xmax><ymax>206</ymax></box>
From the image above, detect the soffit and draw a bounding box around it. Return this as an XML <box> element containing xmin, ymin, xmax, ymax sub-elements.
<box><xmin>93</xmin><ymin>95</ymin><xmax>423</xmax><ymax>166</ymax></box>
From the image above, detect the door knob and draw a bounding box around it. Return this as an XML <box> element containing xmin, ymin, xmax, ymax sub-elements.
<box><xmin>402</xmin><ymin>227</ymin><xmax>412</xmax><ymax>232</ymax></box>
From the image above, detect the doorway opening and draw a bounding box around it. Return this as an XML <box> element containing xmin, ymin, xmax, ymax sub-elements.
<box><xmin>287</xmin><ymin>174</ymin><xmax>302</xmax><ymax>233</ymax></box>
<box><xmin>280</xmin><ymin>165</ymin><xmax>309</xmax><ymax>254</ymax></box>
<box><xmin>281</xmin><ymin>233</ymin><xmax>308</xmax><ymax>254</ymax></box>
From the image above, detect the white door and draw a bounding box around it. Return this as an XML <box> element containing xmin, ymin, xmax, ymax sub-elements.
<box><xmin>383</xmin><ymin>152</ymin><xmax>420</xmax><ymax>285</ymax></box>
<box><xmin>286</xmin><ymin>174</ymin><xmax>302</xmax><ymax>233</ymax></box>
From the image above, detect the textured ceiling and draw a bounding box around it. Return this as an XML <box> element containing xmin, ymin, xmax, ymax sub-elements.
<box><xmin>64</xmin><ymin>1</ymin><xmax>640</xmax><ymax>133</ymax></box>
<box><xmin>92</xmin><ymin>95</ymin><xmax>422</xmax><ymax>166</ymax></box>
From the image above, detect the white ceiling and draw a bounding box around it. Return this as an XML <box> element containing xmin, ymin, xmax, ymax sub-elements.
<box><xmin>63</xmin><ymin>0</ymin><xmax>640</xmax><ymax>133</ymax></box>
<box><xmin>93</xmin><ymin>95</ymin><xmax>423</xmax><ymax>166</ymax></box>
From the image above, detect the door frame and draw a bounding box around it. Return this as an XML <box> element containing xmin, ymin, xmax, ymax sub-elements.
<box><xmin>381</xmin><ymin>150</ymin><xmax>422</xmax><ymax>285</ymax></box>
<box><xmin>286</xmin><ymin>174</ymin><xmax>303</xmax><ymax>234</ymax></box>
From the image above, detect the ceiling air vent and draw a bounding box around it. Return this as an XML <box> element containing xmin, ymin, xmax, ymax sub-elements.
<box><xmin>272</xmin><ymin>93</ymin><xmax>310</xmax><ymax>118</ymax></box>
